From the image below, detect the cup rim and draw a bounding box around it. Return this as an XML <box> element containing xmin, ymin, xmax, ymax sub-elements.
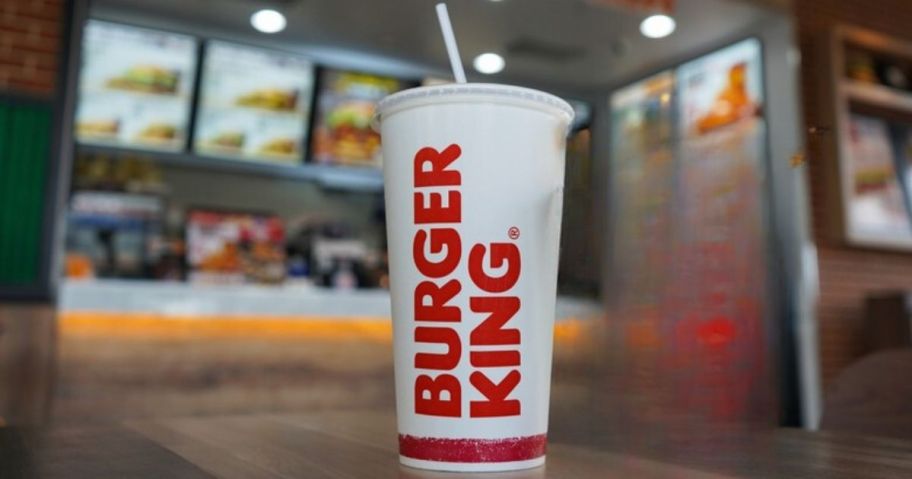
<box><xmin>374</xmin><ymin>83</ymin><xmax>575</xmax><ymax>129</ymax></box>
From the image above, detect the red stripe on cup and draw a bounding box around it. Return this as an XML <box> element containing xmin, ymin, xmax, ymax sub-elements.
<box><xmin>399</xmin><ymin>434</ymin><xmax>546</xmax><ymax>463</ymax></box>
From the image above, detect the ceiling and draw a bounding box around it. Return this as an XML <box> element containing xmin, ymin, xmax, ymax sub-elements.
<box><xmin>89</xmin><ymin>0</ymin><xmax>785</xmax><ymax>95</ymax></box>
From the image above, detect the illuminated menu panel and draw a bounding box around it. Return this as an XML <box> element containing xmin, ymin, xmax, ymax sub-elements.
<box><xmin>194</xmin><ymin>41</ymin><xmax>315</xmax><ymax>164</ymax></box>
<box><xmin>75</xmin><ymin>20</ymin><xmax>198</xmax><ymax>151</ymax></box>
<box><xmin>310</xmin><ymin>69</ymin><xmax>411</xmax><ymax>168</ymax></box>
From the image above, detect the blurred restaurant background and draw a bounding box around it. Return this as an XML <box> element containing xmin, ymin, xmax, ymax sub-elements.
<box><xmin>1</xmin><ymin>0</ymin><xmax>912</xmax><ymax>443</ymax></box>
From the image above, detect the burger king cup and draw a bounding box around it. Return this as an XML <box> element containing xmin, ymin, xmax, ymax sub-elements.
<box><xmin>375</xmin><ymin>83</ymin><xmax>574</xmax><ymax>472</ymax></box>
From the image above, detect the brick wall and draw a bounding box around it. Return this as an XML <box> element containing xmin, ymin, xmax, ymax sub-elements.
<box><xmin>0</xmin><ymin>0</ymin><xmax>64</xmax><ymax>97</ymax></box>
<box><xmin>794</xmin><ymin>0</ymin><xmax>912</xmax><ymax>388</ymax></box>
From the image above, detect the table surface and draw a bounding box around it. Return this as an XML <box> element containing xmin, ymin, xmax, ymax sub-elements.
<box><xmin>4</xmin><ymin>410</ymin><xmax>912</xmax><ymax>478</ymax></box>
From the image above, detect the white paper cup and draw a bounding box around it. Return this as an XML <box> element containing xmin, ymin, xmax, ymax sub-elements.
<box><xmin>376</xmin><ymin>84</ymin><xmax>574</xmax><ymax>472</ymax></box>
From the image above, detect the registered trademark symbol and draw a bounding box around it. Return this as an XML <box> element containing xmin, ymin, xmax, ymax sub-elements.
<box><xmin>508</xmin><ymin>226</ymin><xmax>520</xmax><ymax>240</ymax></box>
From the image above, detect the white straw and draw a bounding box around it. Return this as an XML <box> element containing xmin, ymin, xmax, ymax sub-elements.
<box><xmin>435</xmin><ymin>3</ymin><xmax>467</xmax><ymax>83</ymax></box>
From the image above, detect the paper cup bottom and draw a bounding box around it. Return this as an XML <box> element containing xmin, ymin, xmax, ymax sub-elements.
<box><xmin>399</xmin><ymin>456</ymin><xmax>545</xmax><ymax>472</ymax></box>
<box><xmin>397</xmin><ymin>434</ymin><xmax>547</xmax><ymax>472</ymax></box>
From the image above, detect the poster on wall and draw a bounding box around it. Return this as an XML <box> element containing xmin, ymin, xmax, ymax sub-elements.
<box><xmin>186</xmin><ymin>210</ymin><xmax>286</xmax><ymax>285</ymax></box>
<box><xmin>194</xmin><ymin>41</ymin><xmax>315</xmax><ymax>164</ymax></box>
<box><xmin>844</xmin><ymin>114</ymin><xmax>912</xmax><ymax>245</ymax></box>
<box><xmin>75</xmin><ymin>21</ymin><xmax>198</xmax><ymax>151</ymax></box>
<box><xmin>310</xmin><ymin>69</ymin><xmax>411</xmax><ymax>168</ymax></box>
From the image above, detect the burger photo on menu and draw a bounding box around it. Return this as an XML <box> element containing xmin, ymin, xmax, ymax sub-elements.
<box><xmin>235</xmin><ymin>88</ymin><xmax>299</xmax><ymax>112</ymax></box>
<box><xmin>135</xmin><ymin>122</ymin><xmax>178</xmax><ymax>144</ymax></box>
<box><xmin>105</xmin><ymin>65</ymin><xmax>181</xmax><ymax>95</ymax></box>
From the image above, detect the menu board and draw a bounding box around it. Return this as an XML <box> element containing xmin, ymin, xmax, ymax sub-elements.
<box><xmin>675</xmin><ymin>38</ymin><xmax>770</xmax><ymax>421</ymax></box>
<box><xmin>609</xmin><ymin>71</ymin><xmax>675</xmax><ymax>312</ymax></box>
<box><xmin>194</xmin><ymin>41</ymin><xmax>314</xmax><ymax>164</ymax></box>
<box><xmin>845</xmin><ymin>115</ymin><xmax>912</xmax><ymax>244</ymax></box>
<box><xmin>75</xmin><ymin>21</ymin><xmax>198</xmax><ymax>151</ymax></box>
<box><xmin>186</xmin><ymin>210</ymin><xmax>286</xmax><ymax>285</ymax></box>
<box><xmin>310</xmin><ymin>70</ymin><xmax>411</xmax><ymax>167</ymax></box>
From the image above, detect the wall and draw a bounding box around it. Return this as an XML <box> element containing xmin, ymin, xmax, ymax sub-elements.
<box><xmin>0</xmin><ymin>0</ymin><xmax>71</xmax><ymax>424</ymax></box>
<box><xmin>0</xmin><ymin>0</ymin><xmax>64</xmax><ymax>96</ymax></box>
<box><xmin>794</xmin><ymin>0</ymin><xmax>912</xmax><ymax>388</ymax></box>
<box><xmin>0</xmin><ymin>0</ymin><xmax>73</xmax><ymax>300</ymax></box>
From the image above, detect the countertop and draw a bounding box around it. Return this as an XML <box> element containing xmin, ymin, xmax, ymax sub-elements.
<box><xmin>4</xmin><ymin>410</ymin><xmax>912</xmax><ymax>478</ymax></box>
<box><xmin>59</xmin><ymin>279</ymin><xmax>601</xmax><ymax>321</ymax></box>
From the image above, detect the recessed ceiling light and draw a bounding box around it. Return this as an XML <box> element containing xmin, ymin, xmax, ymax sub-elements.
<box><xmin>640</xmin><ymin>14</ymin><xmax>676</xmax><ymax>39</ymax></box>
<box><xmin>251</xmin><ymin>9</ymin><xmax>286</xmax><ymax>34</ymax></box>
<box><xmin>473</xmin><ymin>53</ymin><xmax>505</xmax><ymax>74</ymax></box>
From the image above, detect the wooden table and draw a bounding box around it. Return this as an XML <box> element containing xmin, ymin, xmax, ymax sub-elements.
<box><xmin>4</xmin><ymin>410</ymin><xmax>912</xmax><ymax>478</ymax></box>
